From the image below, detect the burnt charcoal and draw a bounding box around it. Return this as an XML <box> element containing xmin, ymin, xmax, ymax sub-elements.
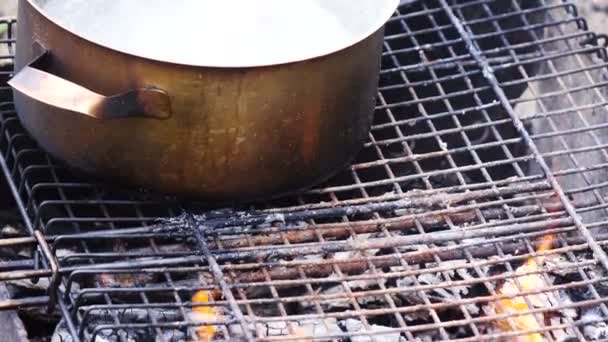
<box><xmin>228</xmin><ymin>317</ymin><xmax>344</xmax><ymax>341</ymax></box>
<box><xmin>83</xmin><ymin>308</ymin><xmax>184</xmax><ymax>324</ymax></box>
<box><xmin>338</xmin><ymin>319</ymin><xmax>405</xmax><ymax>342</ymax></box>
<box><xmin>455</xmin><ymin>0</ymin><xmax>546</xmax><ymax>102</ymax></box>
<box><xmin>581</xmin><ymin>307</ymin><xmax>608</xmax><ymax>341</ymax></box>
<box><xmin>446</xmin><ymin>325</ymin><xmax>477</xmax><ymax>339</ymax></box>
<box><xmin>0</xmin><ymin>223</ymin><xmax>26</xmax><ymax>237</ymax></box>
<box><xmin>18</xmin><ymin>307</ymin><xmax>60</xmax><ymax>341</ymax></box>
<box><xmin>388</xmin><ymin>0</ymin><xmax>544</xmax><ymax>104</ymax></box>
<box><xmin>379</xmin><ymin>0</ymin><xmax>544</xmax><ymax>186</ymax></box>
<box><xmin>394</xmin><ymin>261</ymin><xmax>484</xmax><ymax>317</ymax></box>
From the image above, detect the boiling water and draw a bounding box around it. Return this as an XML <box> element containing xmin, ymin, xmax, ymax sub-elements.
<box><xmin>37</xmin><ymin>0</ymin><xmax>360</xmax><ymax>67</ymax></box>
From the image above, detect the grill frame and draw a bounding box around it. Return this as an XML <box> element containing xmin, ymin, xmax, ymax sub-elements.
<box><xmin>1</xmin><ymin>1</ymin><xmax>608</xmax><ymax>341</ymax></box>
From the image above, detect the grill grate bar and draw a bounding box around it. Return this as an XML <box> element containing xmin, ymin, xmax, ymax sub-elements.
<box><xmin>185</xmin><ymin>213</ymin><xmax>256</xmax><ymax>342</ymax></box>
<box><xmin>441</xmin><ymin>0</ymin><xmax>608</xmax><ymax>275</ymax></box>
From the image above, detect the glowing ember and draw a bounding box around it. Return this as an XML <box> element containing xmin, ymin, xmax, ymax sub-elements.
<box><xmin>192</xmin><ymin>290</ymin><xmax>220</xmax><ymax>342</ymax></box>
<box><xmin>494</xmin><ymin>234</ymin><xmax>556</xmax><ymax>342</ymax></box>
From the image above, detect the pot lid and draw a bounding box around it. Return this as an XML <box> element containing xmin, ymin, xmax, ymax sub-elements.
<box><xmin>32</xmin><ymin>0</ymin><xmax>400</xmax><ymax>68</ymax></box>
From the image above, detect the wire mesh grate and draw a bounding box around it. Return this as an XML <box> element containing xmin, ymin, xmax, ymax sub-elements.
<box><xmin>1</xmin><ymin>0</ymin><xmax>608</xmax><ymax>341</ymax></box>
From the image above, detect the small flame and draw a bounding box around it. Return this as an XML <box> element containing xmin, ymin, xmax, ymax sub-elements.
<box><xmin>527</xmin><ymin>234</ymin><xmax>556</xmax><ymax>265</ymax></box>
<box><xmin>192</xmin><ymin>290</ymin><xmax>220</xmax><ymax>342</ymax></box>
<box><xmin>495</xmin><ymin>234</ymin><xmax>556</xmax><ymax>342</ymax></box>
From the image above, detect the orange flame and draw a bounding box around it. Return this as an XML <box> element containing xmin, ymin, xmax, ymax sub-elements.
<box><xmin>192</xmin><ymin>290</ymin><xmax>220</xmax><ymax>342</ymax></box>
<box><xmin>495</xmin><ymin>233</ymin><xmax>556</xmax><ymax>342</ymax></box>
<box><xmin>527</xmin><ymin>234</ymin><xmax>556</xmax><ymax>265</ymax></box>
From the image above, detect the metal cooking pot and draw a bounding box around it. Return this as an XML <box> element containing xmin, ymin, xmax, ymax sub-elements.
<box><xmin>9</xmin><ymin>0</ymin><xmax>399</xmax><ymax>200</ymax></box>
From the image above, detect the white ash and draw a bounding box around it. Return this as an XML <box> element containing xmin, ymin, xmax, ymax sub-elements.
<box><xmin>545</xmin><ymin>253</ymin><xmax>599</xmax><ymax>277</ymax></box>
<box><xmin>228</xmin><ymin>317</ymin><xmax>404</xmax><ymax>341</ymax></box>
<box><xmin>1</xmin><ymin>225</ymin><xmax>23</xmax><ymax>237</ymax></box>
<box><xmin>110</xmin><ymin>308</ymin><xmax>186</xmax><ymax>323</ymax></box>
<box><xmin>392</xmin><ymin>243</ymin><xmax>431</xmax><ymax>253</ymax></box>
<box><xmin>51</xmin><ymin>320</ymin><xmax>134</xmax><ymax>342</ymax></box>
<box><xmin>412</xmin><ymin>335</ymin><xmax>438</xmax><ymax>342</ymax></box>
<box><xmin>51</xmin><ymin>321</ymin><xmax>73</xmax><ymax>342</ymax></box>
<box><xmin>300</xmin><ymin>285</ymin><xmax>351</xmax><ymax>310</ymax></box>
<box><xmin>8</xmin><ymin>278</ymin><xmax>50</xmax><ymax>291</ymax></box>
<box><xmin>546</xmin><ymin>290</ymin><xmax>579</xmax><ymax>341</ymax></box>
<box><xmin>56</xmin><ymin>249</ymin><xmax>77</xmax><ymax>258</ymax></box>
<box><xmin>556</xmin><ymin>290</ymin><xmax>579</xmax><ymax>320</ymax></box>
<box><xmin>7</xmin><ymin>277</ymin><xmax>80</xmax><ymax>298</ymax></box>
<box><xmin>395</xmin><ymin>260</ymin><xmax>483</xmax><ymax>316</ymax></box>
<box><xmin>155</xmin><ymin>330</ymin><xmax>186</xmax><ymax>342</ymax></box>
<box><xmin>306</xmin><ymin>240</ymin><xmax>385</xmax><ymax>307</ymax></box>
<box><xmin>301</xmin><ymin>269</ymin><xmax>387</xmax><ymax>311</ymax></box>
<box><xmin>581</xmin><ymin>307</ymin><xmax>608</xmax><ymax>341</ymax></box>
<box><xmin>393</xmin><ymin>208</ymin><xmax>415</xmax><ymax>217</ymax></box>
<box><xmin>300</xmin><ymin>253</ymin><xmax>325</xmax><ymax>262</ymax></box>
<box><xmin>295</xmin><ymin>235</ymin><xmax>381</xmax><ymax>265</ymax></box>
<box><xmin>17</xmin><ymin>247</ymin><xmax>32</xmax><ymax>258</ymax></box>
<box><xmin>339</xmin><ymin>319</ymin><xmax>405</xmax><ymax>342</ymax></box>
<box><xmin>327</xmin><ymin>237</ymin><xmax>380</xmax><ymax>264</ymax></box>
<box><xmin>397</xmin><ymin>274</ymin><xmax>479</xmax><ymax>316</ymax></box>
<box><xmin>382</xmin><ymin>190</ymin><xmax>397</xmax><ymax>198</ymax></box>
<box><xmin>263</xmin><ymin>213</ymin><xmax>285</xmax><ymax>225</ymax></box>
<box><xmin>229</xmin><ymin>318</ymin><xmax>343</xmax><ymax>340</ymax></box>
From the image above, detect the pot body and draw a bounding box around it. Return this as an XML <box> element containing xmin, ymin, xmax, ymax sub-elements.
<box><xmin>13</xmin><ymin>0</ymin><xmax>385</xmax><ymax>200</ymax></box>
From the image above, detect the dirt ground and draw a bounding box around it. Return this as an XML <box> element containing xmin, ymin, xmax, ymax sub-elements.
<box><xmin>0</xmin><ymin>0</ymin><xmax>14</xmax><ymax>18</ymax></box>
<box><xmin>579</xmin><ymin>0</ymin><xmax>608</xmax><ymax>34</ymax></box>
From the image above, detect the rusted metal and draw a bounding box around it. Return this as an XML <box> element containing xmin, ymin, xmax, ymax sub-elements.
<box><xmin>8</xmin><ymin>49</ymin><xmax>172</xmax><ymax>120</ymax></box>
<box><xmin>185</xmin><ymin>214</ymin><xmax>255</xmax><ymax>342</ymax></box>
<box><xmin>0</xmin><ymin>296</ymin><xmax>50</xmax><ymax>310</ymax></box>
<box><xmin>214</xmin><ymin>202</ymin><xmax>559</xmax><ymax>249</ymax></box>
<box><xmin>33</xmin><ymin>230</ymin><xmax>59</xmax><ymax>312</ymax></box>
<box><xmin>442</xmin><ymin>0</ymin><xmax>608</xmax><ymax>276</ymax></box>
<box><xmin>237</xmin><ymin>226</ymin><xmax>583</xmax><ymax>283</ymax></box>
<box><xmin>11</xmin><ymin>0</ymin><xmax>390</xmax><ymax>200</ymax></box>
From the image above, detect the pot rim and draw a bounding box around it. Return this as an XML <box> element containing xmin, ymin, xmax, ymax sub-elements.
<box><xmin>25</xmin><ymin>0</ymin><xmax>401</xmax><ymax>69</ymax></box>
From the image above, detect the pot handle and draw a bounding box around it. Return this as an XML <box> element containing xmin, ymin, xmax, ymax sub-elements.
<box><xmin>7</xmin><ymin>47</ymin><xmax>172</xmax><ymax>120</ymax></box>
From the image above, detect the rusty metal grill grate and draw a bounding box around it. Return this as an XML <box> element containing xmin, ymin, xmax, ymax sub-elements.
<box><xmin>1</xmin><ymin>0</ymin><xmax>608</xmax><ymax>341</ymax></box>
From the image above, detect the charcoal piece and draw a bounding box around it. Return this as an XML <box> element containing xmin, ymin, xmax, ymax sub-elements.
<box><xmin>377</xmin><ymin>0</ymin><xmax>545</xmax><ymax>187</ymax></box>
<box><xmin>155</xmin><ymin>330</ymin><xmax>186</xmax><ymax>342</ymax></box>
<box><xmin>0</xmin><ymin>224</ymin><xmax>25</xmax><ymax>238</ymax></box>
<box><xmin>52</xmin><ymin>320</ymin><xmax>124</xmax><ymax>342</ymax></box>
<box><xmin>228</xmin><ymin>317</ymin><xmax>343</xmax><ymax>340</ymax></box>
<box><xmin>582</xmin><ymin>307</ymin><xmax>608</xmax><ymax>340</ymax></box>
<box><xmin>455</xmin><ymin>0</ymin><xmax>546</xmax><ymax>102</ymax></box>
<box><xmin>338</xmin><ymin>319</ymin><xmax>405</xmax><ymax>342</ymax></box>
<box><xmin>395</xmin><ymin>259</ymin><xmax>487</xmax><ymax>316</ymax></box>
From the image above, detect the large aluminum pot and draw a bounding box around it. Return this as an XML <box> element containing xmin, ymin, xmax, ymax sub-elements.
<box><xmin>9</xmin><ymin>0</ymin><xmax>399</xmax><ymax>200</ymax></box>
